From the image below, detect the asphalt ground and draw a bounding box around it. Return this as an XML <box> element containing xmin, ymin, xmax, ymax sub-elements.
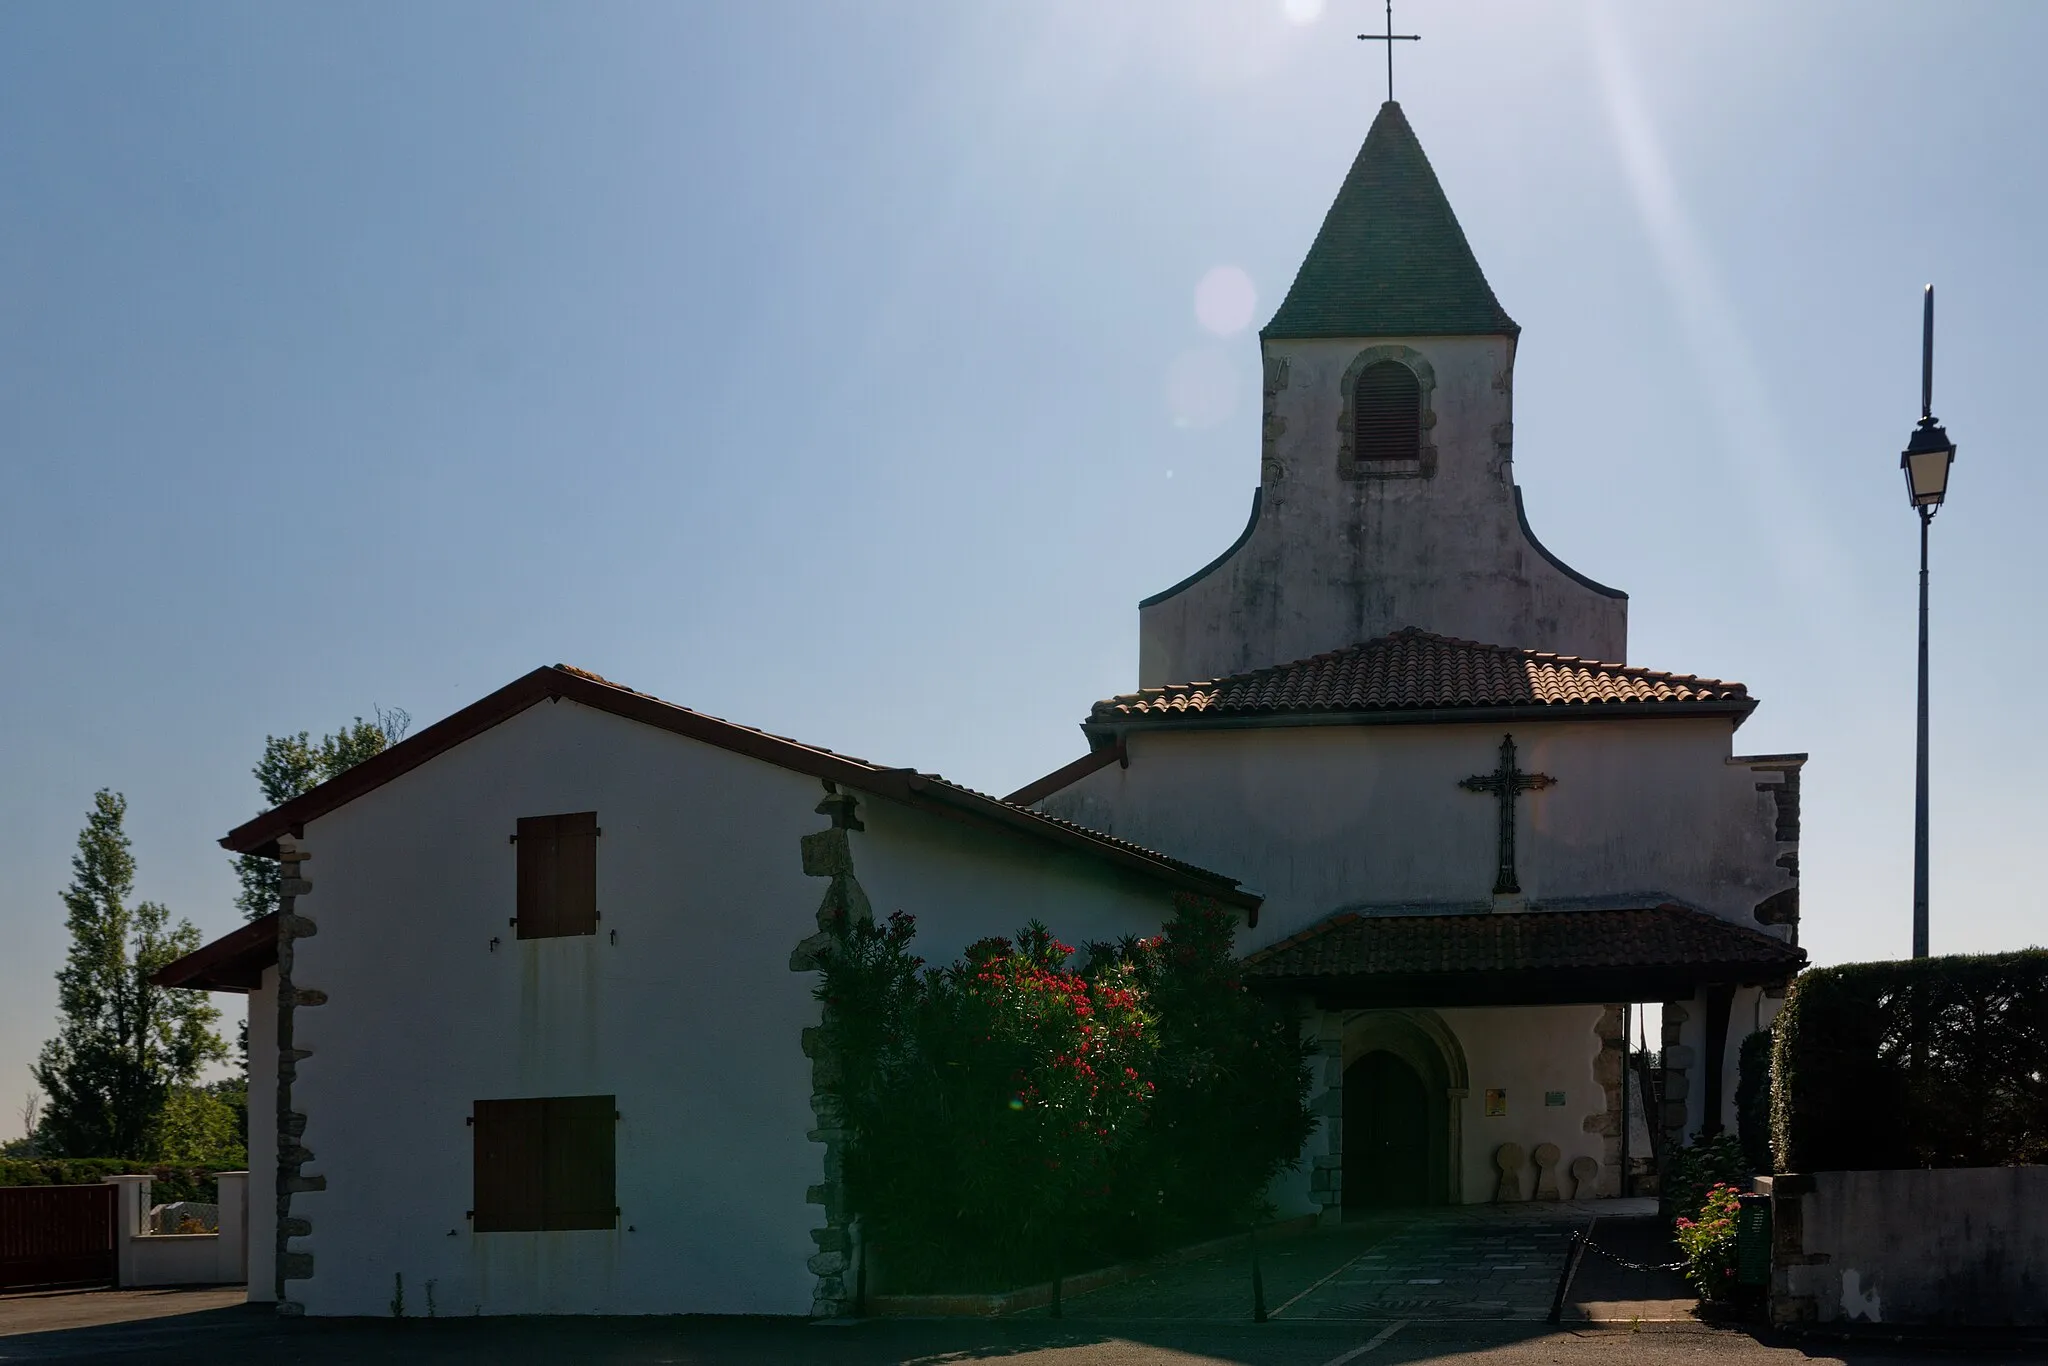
<box><xmin>3</xmin><ymin>1203</ymin><xmax>2037</xmax><ymax>1364</ymax></box>
<box><xmin>4</xmin><ymin>1300</ymin><xmax>2046</xmax><ymax>1365</ymax></box>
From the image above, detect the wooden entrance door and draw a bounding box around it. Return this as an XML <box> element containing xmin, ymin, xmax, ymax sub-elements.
<box><xmin>0</xmin><ymin>1184</ymin><xmax>117</xmax><ymax>1290</ymax></box>
<box><xmin>1342</xmin><ymin>1051</ymin><xmax>1431</xmax><ymax>1208</ymax></box>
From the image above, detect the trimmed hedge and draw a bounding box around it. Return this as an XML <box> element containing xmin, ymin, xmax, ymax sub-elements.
<box><xmin>1772</xmin><ymin>949</ymin><xmax>2048</xmax><ymax>1172</ymax></box>
<box><xmin>0</xmin><ymin>1159</ymin><xmax>242</xmax><ymax>1205</ymax></box>
<box><xmin>1735</xmin><ymin>1030</ymin><xmax>1773</xmax><ymax>1175</ymax></box>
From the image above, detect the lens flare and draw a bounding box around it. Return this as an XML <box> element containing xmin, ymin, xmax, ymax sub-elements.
<box><xmin>1165</xmin><ymin>348</ymin><xmax>1240</xmax><ymax>430</ymax></box>
<box><xmin>1195</xmin><ymin>265</ymin><xmax>1258</xmax><ymax>337</ymax></box>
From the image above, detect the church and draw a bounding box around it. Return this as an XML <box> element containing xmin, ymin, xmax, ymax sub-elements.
<box><xmin>157</xmin><ymin>99</ymin><xmax>1804</xmax><ymax>1317</ymax></box>
<box><xmin>1011</xmin><ymin>99</ymin><xmax>1805</xmax><ymax>1216</ymax></box>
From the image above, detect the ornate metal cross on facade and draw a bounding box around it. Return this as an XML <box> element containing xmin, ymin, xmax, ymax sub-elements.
<box><xmin>1358</xmin><ymin>0</ymin><xmax>1419</xmax><ymax>103</ymax></box>
<box><xmin>1459</xmin><ymin>733</ymin><xmax>1555</xmax><ymax>896</ymax></box>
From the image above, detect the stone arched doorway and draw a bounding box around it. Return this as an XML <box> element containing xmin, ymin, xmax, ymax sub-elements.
<box><xmin>1339</xmin><ymin>1010</ymin><xmax>1468</xmax><ymax>1209</ymax></box>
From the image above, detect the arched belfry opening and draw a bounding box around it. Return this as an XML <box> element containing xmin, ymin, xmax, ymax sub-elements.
<box><xmin>1352</xmin><ymin>359</ymin><xmax>1422</xmax><ymax>465</ymax></box>
<box><xmin>1339</xmin><ymin>1009</ymin><xmax>1468</xmax><ymax>1209</ymax></box>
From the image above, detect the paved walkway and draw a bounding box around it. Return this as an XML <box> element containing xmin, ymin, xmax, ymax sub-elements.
<box><xmin>0</xmin><ymin>1286</ymin><xmax>247</xmax><ymax>1338</ymax></box>
<box><xmin>1027</xmin><ymin>1198</ymin><xmax>1665</xmax><ymax>1324</ymax></box>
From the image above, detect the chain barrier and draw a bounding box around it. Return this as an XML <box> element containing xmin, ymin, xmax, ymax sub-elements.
<box><xmin>1577</xmin><ymin>1239</ymin><xmax>1688</xmax><ymax>1275</ymax></box>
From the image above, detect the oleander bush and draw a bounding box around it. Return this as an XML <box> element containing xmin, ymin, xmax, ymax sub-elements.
<box><xmin>818</xmin><ymin>895</ymin><xmax>1314</xmax><ymax>1292</ymax></box>
<box><xmin>1772</xmin><ymin>950</ymin><xmax>2048</xmax><ymax>1172</ymax></box>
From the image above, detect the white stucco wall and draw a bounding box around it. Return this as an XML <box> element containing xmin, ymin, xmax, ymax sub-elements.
<box><xmin>1040</xmin><ymin>718</ymin><xmax>1794</xmax><ymax>948</ymax></box>
<box><xmin>247</xmin><ymin>968</ymin><xmax>278</xmax><ymax>1303</ymax></box>
<box><xmin>1138</xmin><ymin>334</ymin><xmax>1627</xmax><ymax>687</ymax></box>
<box><xmin>1660</xmin><ymin>985</ymin><xmax>1785</xmax><ymax>1151</ymax></box>
<box><xmin>1442</xmin><ymin>1005</ymin><xmax>1606</xmax><ymax>1204</ymax></box>
<box><xmin>281</xmin><ymin>697</ymin><xmax>1182</xmax><ymax>1317</ymax></box>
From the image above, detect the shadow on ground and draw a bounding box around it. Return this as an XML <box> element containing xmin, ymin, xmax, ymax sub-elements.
<box><xmin>5</xmin><ymin>1308</ymin><xmax>2046</xmax><ymax>1366</ymax></box>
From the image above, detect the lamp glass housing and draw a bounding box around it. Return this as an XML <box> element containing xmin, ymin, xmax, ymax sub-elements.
<box><xmin>1901</xmin><ymin>425</ymin><xmax>1955</xmax><ymax>508</ymax></box>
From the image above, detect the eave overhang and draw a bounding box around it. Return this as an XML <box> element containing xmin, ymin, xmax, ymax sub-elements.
<box><xmin>1084</xmin><ymin>698</ymin><xmax>1757</xmax><ymax>749</ymax></box>
<box><xmin>152</xmin><ymin>912</ymin><xmax>280</xmax><ymax>994</ymax></box>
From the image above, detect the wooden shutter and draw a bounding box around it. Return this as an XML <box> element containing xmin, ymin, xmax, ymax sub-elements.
<box><xmin>515</xmin><ymin>812</ymin><xmax>599</xmax><ymax>939</ymax></box>
<box><xmin>472</xmin><ymin>1098</ymin><xmax>545</xmax><ymax>1232</ymax></box>
<box><xmin>1353</xmin><ymin>360</ymin><xmax>1422</xmax><ymax>464</ymax></box>
<box><xmin>541</xmin><ymin>1095</ymin><xmax>617</xmax><ymax>1231</ymax></box>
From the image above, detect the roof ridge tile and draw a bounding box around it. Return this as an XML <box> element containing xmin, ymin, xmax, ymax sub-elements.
<box><xmin>1089</xmin><ymin>631</ymin><xmax>1752</xmax><ymax>727</ymax></box>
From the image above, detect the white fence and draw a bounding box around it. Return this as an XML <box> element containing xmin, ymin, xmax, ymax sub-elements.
<box><xmin>104</xmin><ymin>1173</ymin><xmax>247</xmax><ymax>1288</ymax></box>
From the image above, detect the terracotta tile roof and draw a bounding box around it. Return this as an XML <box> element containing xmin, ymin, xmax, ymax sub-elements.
<box><xmin>217</xmin><ymin>666</ymin><xmax>1258</xmax><ymax>913</ymax></box>
<box><xmin>1089</xmin><ymin>629</ymin><xmax>1753</xmax><ymax>728</ymax></box>
<box><xmin>1243</xmin><ymin>906</ymin><xmax>1804</xmax><ymax>982</ymax></box>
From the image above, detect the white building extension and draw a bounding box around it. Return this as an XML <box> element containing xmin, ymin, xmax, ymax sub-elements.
<box><xmin>159</xmin><ymin>665</ymin><xmax>1256</xmax><ymax>1318</ymax></box>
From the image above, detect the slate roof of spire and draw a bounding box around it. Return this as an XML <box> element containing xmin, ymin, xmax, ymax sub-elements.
<box><xmin>1263</xmin><ymin>101</ymin><xmax>1518</xmax><ymax>340</ymax></box>
<box><xmin>1086</xmin><ymin>629</ymin><xmax>1755</xmax><ymax>731</ymax></box>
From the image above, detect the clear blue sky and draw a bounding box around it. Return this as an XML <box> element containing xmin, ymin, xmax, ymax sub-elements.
<box><xmin>4</xmin><ymin>1</ymin><xmax>2042</xmax><ymax>1137</ymax></box>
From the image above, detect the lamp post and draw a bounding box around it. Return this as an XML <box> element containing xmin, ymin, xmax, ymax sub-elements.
<box><xmin>1902</xmin><ymin>285</ymin><xmax>1956</xmax><ymax>959</ymax></box>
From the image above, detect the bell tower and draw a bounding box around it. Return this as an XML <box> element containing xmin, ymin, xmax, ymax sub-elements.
<box><xmin>1136</xmin><ymin>102</ymin><xmax>1627</xmax><ymax>687</ymax></box>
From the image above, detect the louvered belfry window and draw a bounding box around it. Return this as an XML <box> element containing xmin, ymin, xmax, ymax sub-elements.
<box><xmin>472</xmin><ymin>1095</ymin><xmax>618</xmax><ymax>1232</ymax></box>
<box><xmin>514</xmin><ymin>812</ymin><xmax>598</xmax><ymax>939</ymax></box>
<box><xmin>1353</xmin><ymin>360</ymin><xmax>1422</xmax><ymax>464</ymax></box>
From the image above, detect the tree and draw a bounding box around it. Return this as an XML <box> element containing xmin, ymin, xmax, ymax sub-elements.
<box><xmin>154</xmin><ymin>1082</ymin><xmax>246</xmax><ymax>1166</ymax></box>
<box><xmin>1</xmin><ymin>1093</ymin><xmax>42</xmax><ymax>1158</ymax></box>
<box><xmin>32</xmin><ymin>791</ymin><xmax>226</xmax><ymax>1158</ymax></box>
<box><xmin>234</xmin><ymin>707</ymin><xmax>409</xmax><ymax>921</ymax></box>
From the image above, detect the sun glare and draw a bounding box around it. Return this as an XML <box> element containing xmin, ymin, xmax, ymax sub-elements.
<box><xmin>1195</xmin><ymin>265</ymin><xmax>1258</xmax><ymax>336</ymax></box>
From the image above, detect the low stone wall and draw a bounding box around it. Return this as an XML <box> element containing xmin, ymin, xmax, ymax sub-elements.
<box><xmin>1767</xmin><ymin>1167</ymin><xmax>2048</xmax><ymax>1327</ymax></box>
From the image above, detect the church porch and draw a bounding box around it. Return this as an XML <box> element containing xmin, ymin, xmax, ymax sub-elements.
<box><xmin>1243</xmin><ymin>906</ymin><xmax>1805</xmax><ymax>1215</ymax></box>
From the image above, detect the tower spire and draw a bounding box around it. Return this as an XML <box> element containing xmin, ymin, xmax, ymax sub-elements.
<box><xmin>1263</xmin><ymin>102</ymin><xmax>1515</xmax><ymax>340</ymax></box>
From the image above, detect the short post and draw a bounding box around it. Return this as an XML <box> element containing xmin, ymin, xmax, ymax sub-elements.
<box><xmin>1735</xmin><ymin>1193</ymin><xmax>1772</xmax><ymax>1289</ymax></box>
<box><xmin>102</xmin><ymin>1175</ymin><xmax>151</xmax><ymax>1289</ymax></box>
<box><xmin>850</xmin><ymin>1216</ymin><xmax>867</xmax><ymax>1317</ymax></box>
<box><xmin>1049</xmin><ymin>1267</ymin><xmax>1062</xmax><ymax>1319</ymax></box>
<box><xmin>216</xmin><ymin>1172</ymin><xmax>249</xmax><ymax>1285</ymax></box>
<box><xmin>1250</xmin><ymin>1221</ymin><xmax>1267</xmax><ymax>1323</ymax></box>
<box><xmin>1546</xmin><ymin>1228</ymin><xmax>1585</xmax><ymax>1325</ymax></box>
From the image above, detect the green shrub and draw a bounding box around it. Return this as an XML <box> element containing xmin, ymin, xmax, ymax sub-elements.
<box><xmin>1674</xmin><ymin>1183</ymin><xmax>1744</xmax><ymax>1301</ymax></box>
<box><xmin>1734</xmin><ymin>1030</ymin><xmax>1773</xmax><ymax>1175</ymax></box>
<box><xmin>1773</xmin><ymin>950</ymin><xmax>2048</xmax><ymax>1172</ymax></box>
<box><xmin>818</xmin><ymin>896</ymin><xmax>1313</xmax><ymax>1292</ymax></box>
<box><xmin>1661</xmin><ymin>1133</ymin><xmax>1748</xmax><ymax>1227</ymax></box>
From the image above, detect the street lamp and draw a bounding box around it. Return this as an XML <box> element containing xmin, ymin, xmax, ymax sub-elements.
<box><xmin>1902</xmin><ymin>284</ymin><xmax>1956</xmax><ymax>959</ymax></box>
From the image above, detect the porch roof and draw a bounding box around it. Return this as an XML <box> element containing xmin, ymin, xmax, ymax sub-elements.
<box><xmin>1242</xmin><ymin>905</ymin><xmax>1803</xmax><ymax>1008</ymax></box>
<box><xmin>152</xmin><ymin>911</ymin><xmax>279</xmax><ymax>994</ymax></box>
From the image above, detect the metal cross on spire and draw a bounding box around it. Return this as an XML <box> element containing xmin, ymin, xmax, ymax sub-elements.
<box><xmin>1358</xmin><ymin>0</ymin><xmax>1420</xmax><ymax>103</ymax></box>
